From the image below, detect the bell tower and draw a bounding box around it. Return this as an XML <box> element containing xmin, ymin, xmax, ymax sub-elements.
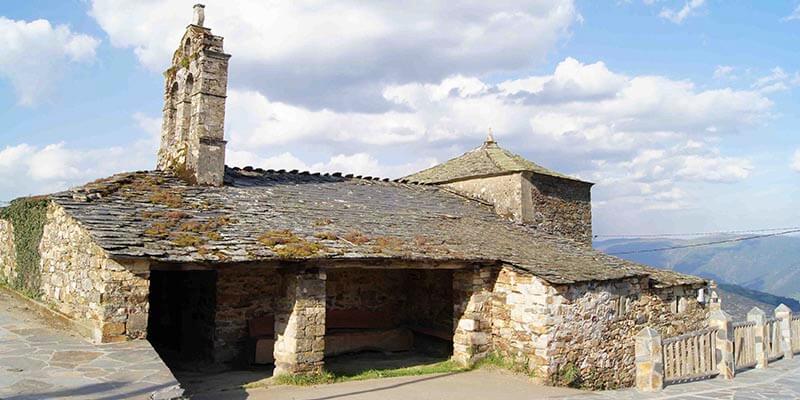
<box><xmin>157</xmin><ymin>4</ymin><xmax>230</xmax><ymax>186</ymax></box>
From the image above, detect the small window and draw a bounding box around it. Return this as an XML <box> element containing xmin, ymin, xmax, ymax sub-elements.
<box><xmin>184</xmin><ymin>38</ymin><xmax>191</xmax><ymax>55</ymax></box>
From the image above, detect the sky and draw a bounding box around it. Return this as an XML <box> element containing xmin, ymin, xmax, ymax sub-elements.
<box><xmin>1</xmin><ymin>0</ymin><xmax>800</xmax><ymax>236</ymax></box>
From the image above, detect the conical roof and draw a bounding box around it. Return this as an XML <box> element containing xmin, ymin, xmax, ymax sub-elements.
<box><xmin>404</xmin><ymin>136</ymin><xmax>591</xmax><ymax>185</ymax></box>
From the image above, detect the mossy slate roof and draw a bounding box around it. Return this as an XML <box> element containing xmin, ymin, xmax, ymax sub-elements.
<box><xmin>49</xmin><ymin>168</ymin><xmax>699</xmax><ymax>287</ymax></box>
<box><xmin>403</xmin><ymin>141</ymin><xmax>592</xmax><ymax>185</ymax></box>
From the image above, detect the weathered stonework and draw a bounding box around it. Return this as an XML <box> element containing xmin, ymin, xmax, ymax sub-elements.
<box><xmin>38</xmin><ymin>203</ymin><xmax>149</xmax><ymax>343</ymax></box>
<box><xmin>635</xmin><ymin>327</ymin><xmax>664</xmax><ymax>391</ymax></box>
<box><xmin>490</xmin><ymin>266</ymin><xmax>706</xmax><ymax>389</ymax></box>
<box><xmin>273</xmin><ymin>269</ymin><xmax>327</xmax><ymax>375</ymax></box>
<box><xmin>214</xmin><ymin>266</ymin><xmax>282</xmax><ymax>362</ymax></box>
<box><xmin>453</xmin><ymin>266</ymin><xmax>495</xmax><ymax>366</ymax></box>
<box><xmin>443</xmin><ymin>171</ymin><xmax>592</xmax><ymax>245</ymax></box>
<box><xmin>523</xmin><ymin>172</ymin><xmax>592</xmax><ymax>245</ymax></box>
<box><xmin>444</xmin><ymin>174</ymin><xmax>527</xmax><ymax>222</ymax></box>
<box><xmin>0</xmin><ymin>219</ymin><xmax>15</xmax><ymax>283</ymax></box>
<box><xmin>327</xmin><ymin>269</ymin><xmax>407</xmax><ymax>315</ymax></box>
<box><xmin>157</xmin><ymin>12</ymin><xmax>230</xmax><ymax>186</ymax></box>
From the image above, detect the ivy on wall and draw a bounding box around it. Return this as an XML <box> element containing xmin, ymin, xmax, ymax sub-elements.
<box><xmin>0</xmin><ymin>197</ymin><xmax>48</xmax><ymax>298</ymax></box>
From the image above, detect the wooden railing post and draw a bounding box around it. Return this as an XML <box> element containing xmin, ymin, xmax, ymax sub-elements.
<box><xmin>747</xmin><ymin>307</ymin><xmax>768</xmax><ymax>368</ymax></box>
<box><xmin>636</xmin><ymin>327</ymin><xmax>664</xmax><ymax>392</ymax></box>
<box><xmin>709</xmin><ymin>310</ymin><xmax>735</xmax><ymax>379</ymax></box>
<box><xmin>775</xmin><ymin>304</ymin><xmax>794</xmax><ymax>360</ymax></box>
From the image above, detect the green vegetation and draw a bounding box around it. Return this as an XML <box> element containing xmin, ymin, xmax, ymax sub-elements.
<box><xmin>258</xmin><ymin>229</ymin><xmax>301</xmax><ymax>246</ymax></box>
<box><xmin>0</xmin><ymin>197</ymin><xmax>48</xmax><ymax>298</ymax></box>
<box><xmin>266</xmin><ymin>359</ymin><xmax>465</xmax><ymax>388</ymax></box>
<box><xmin>373</xmin><ymin>236</ymin><xmax>404</xmax><ymax>253</ymax></box>
<box><xmin>258</xmin><ymin>229</ymin><xmax>327</xmax><ymax>258</ymax></box>
<box><xmin>334</xmin><ymin>359</ymin><xmax>464</xmax><ymax>383</ymax></box>
<box><xmin>264</xmin><ymin>353</ymin><xmax>542</xmax><ymax>389</ymax></box>
<box><xmin>341</xmin><ymin>230</ymin><xmax>369</xmax><ymax>245</ymax></box>
<box><xmin>556</xmin><ymin>362</ymin><xmax>581</xmax><ymax>388</ymax></box>
<box><xmin>313</xmin><ymin>231</ymin><xmax>338</xmax><ymax>240</ymax></box>
<box><xmin>269</xmin><ymin>371</ymin><xmax>335</xmax><ymax>386</ymax></box>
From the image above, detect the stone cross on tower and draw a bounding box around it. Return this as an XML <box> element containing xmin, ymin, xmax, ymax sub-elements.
<box><xmin>157</xmin><ymin>4</ymin><xmax>230</xmax><ymax>186</ymax></box>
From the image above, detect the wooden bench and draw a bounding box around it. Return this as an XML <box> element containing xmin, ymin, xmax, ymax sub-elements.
<box><xmin>248</xmin><ymin>315</ymin><xmax>275</xmax><ymax>364</ymax></box>
<box><xmin>325</xmin><ymin>309</ymin><xmax>413</xmax><ymax>356</ymax></box>
<box><xmin>411</xmin><ymin>326</ymin><xmax>453</xmax><ymax>341</ymax></box>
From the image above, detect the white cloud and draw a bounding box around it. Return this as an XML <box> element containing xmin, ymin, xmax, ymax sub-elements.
<box><xmin>713</xmin><ymin>65</ymin><xmax>734</xmax><ymax>80</ymax></box>
<box><xmin>89</xmin><ymin>0</ymin><xmax>579</xmax><ymax>111</ymax></box>
<box><xmin>215</xmin><ymin>57</ymin><xmax>771</xmax><ymax>222</ymax></box>
<box><xmin>751</xmin><ymin>67</ymin><xmax>800</xmax><ymax>94</ymax></box>
<box><xmin>0</xmin><ymin>17</ymin><xmax>100</xmax><ymax>106</ymax></box>
<box><xmin>783</xmin><ymin>5</ymin><xmax>800</xmax><ymax>21</ymax></box>
<box><xmin>226</xmin><ymin>149</ymin><xmax>436</xmax><ymax>178</ymax></box>
<box><xmin>792</xmin><ymin>149</ymin><xmax>800</xmax><ymax>172</ymax></box>
<box><xmin>658</xmin><ymin>0</ymin><xmax>706</xmax><ymax>24</ymax></box>
<box><xmin>0</xmin><ymin>113</ymin><xmax>160</xmax><ymax>200</ymax></box>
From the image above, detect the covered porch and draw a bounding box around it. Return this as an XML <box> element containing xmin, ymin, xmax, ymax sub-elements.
<box><xmin>145</xmin><ymin>260</ymin><xmax>497</xmax><ymax>377</ymax></box>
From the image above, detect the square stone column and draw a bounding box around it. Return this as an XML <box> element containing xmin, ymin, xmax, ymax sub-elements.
<box><xmin>774</xmin><ymin>304</ymin><xmax>794</xmax><ymax>360</ymax></box>
<box><xmin>747</xmin><ymin>307</ymin><xmax>768</xmax><ymax>368</ymax></box>
<box><xmin>453</xmin><ymin>266</ymin><xmax>494</xmax><ymax>366</ymax></box>
<box><xmin>709</xmin><ymin>310</ymin><xmax>735</xmax><ymax>379</ymax></box>
<box><xmin>273</xmin><ymin>269</ymin><xmax>326</xmax><ymax>376</ymax></box>
<box><xmin>635</xmin><ymin>327</ymin><xmax>664</xmax><ymax>392</ymax></box>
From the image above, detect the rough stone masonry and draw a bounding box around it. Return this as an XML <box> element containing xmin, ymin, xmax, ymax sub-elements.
<box><xmin>0</xmin><ymin>4</ymin><xmax>711</xmax><ymax>391</ymax></box>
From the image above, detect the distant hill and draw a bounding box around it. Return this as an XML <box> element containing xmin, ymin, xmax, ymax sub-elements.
<box><xmin>594</xmin><ymin>236</ymin><xmax>800</xmax><ymax>316</ymax></box>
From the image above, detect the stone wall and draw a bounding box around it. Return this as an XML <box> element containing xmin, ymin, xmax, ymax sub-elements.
<box><xmin>0</xmin><ymin>219</ymin><xmax>15</xmax><ymax>283</ymax></box>
<box><xmin>444</xmin><ymin>174</ymin><xmax>526</xmax><ymax>222</ymax></box>
<box><xmin>214</xmin><ymin>265</ymin><xmax>283</xmax><ymax>362</ymax></box>
<box><xmin>442</xmin><ymin>172</ymin><xmax>593</xmax><ymax>244</ymax></box>
<box><xmin>490</xmin><ymin>266</ymin><xmax>706</xmax><ymax>389</ymax></box>
<box><xmin>38</xmin><ymin>203</ymin><xmax>149</xmax><ymax>343</ymax></box>
<box><xmin>406</xmin><ymin>270</ymin><xmax>454</xmax><ymax>332</ymax></box>
<box><xmin>523</xmin><ymin>172</ymin><xmax>592</xmax><ymax>245</ymax></box>
<box><xmin>326</xmin><ymin>269</ymin><xmax>407</xmax><ymax>314</ymax></box>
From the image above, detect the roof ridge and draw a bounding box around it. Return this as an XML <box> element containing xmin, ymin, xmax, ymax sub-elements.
<box><xmin>226</xmin><ymin>165</ymin><xmax>431</xmax><ymax>186</ymax></box>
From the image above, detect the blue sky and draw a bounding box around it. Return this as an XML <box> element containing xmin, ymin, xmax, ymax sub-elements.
<box><xmin>2</xmin><ymin>0</ymin><xmax>800</xmax><ymax>236</ymax></box>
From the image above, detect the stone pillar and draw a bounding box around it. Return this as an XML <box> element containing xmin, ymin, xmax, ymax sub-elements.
<box><xmin>452</xmin><ymin>266</ymin><xmax>494</xmax><ymax>366</ymax></box>
<box><xmin>635</xmin><ymin>327</ymin><xmax>664</xmax><ymax>392</ymax></box>
<box><xmin>709</xmin><ymin>310</ymin><xmax>735</xmax><ymax>379</ymax></box>
<box><xmin>273</xmin><ymin>269</ymin><xmax>326</xmax><ymax>376</ymax></box>
<box><xmin>747</xmin><ymin>307</ymin><xmax>768</xmax><ymax>368</ymax></box>
<box><xmin>707</xmin><ymin>280</ymin><xmax>721</xmax><ymax>312</ymax></box>
<box><xmin>775</xmin><ymin>304</ymin><xmax>794</xmax><ymax>360</ymax></box>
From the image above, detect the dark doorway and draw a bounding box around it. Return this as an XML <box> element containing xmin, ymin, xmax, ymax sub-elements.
<box><xmin>148</xmin><ymin>270</ymin><xmax>217</xmax><ymax>364</ymax></box>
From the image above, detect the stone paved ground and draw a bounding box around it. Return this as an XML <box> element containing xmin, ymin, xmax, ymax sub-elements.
<box><xmin>558</xmin><ymin>355</ymin><xmax>800</xmax><ymax>400</ymax></box>
<box><xmin>0</xmin><ymin>287</ymin><xmax>182</xmax><ymax>400</ymax></box>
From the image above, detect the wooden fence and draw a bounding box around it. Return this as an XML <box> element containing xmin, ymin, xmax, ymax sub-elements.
<box><xmin>636</xmin><ymin>304</ymin><xmax>799</xmax><ymax>392</ymax></box>
<box><xmin>663</xmin><ymin>328</ymin><xmax>718</xmax><ymax>384</ymax></box>
<box><xmin>732</xmin><ymin>320</ymin><xmax>756</xmax><ymax>370</ymax></box>
<box><xmin>766</xmin><ymin>318</ymin><xmax>783</xmax><ymax>362</ymax></box>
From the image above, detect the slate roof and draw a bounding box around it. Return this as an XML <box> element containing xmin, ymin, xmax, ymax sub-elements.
<box><xmin>49</xmin><ymin>168</ymin><xmax>700</xmax><ymax>287</ymax></box>
<box><xmin>403</xmin><ymin>139</ymin><xmax>592</xmax><ymax>185</ymax></box>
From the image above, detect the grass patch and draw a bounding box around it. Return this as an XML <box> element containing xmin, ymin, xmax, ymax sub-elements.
<box><xmin>270</xmin><ymin>371</ymin><xmax>335</xmax><ymax>386</ymax></box>
<box><xmin>333</xmin><ymin>359</ymin><xmax>465</xmax><ymax>383</ymax></box>
<box><xmin>264</xmin><ymin>360</ymin><xmax>466</xmax><ymax>388</ymax></box>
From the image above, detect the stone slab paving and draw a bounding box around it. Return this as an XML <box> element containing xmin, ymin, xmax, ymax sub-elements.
<box><xmin>0</xmin><ymin>288</ymin><xmax>183</xmax><ymax>400</ymax></box>
<box><xmin>557</xmin><ymin>355</ymin><xmax>800</xmax><ymax>400</ymax></box>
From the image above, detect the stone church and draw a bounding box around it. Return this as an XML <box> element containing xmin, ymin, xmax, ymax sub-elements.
<box><xmin>0</xmin><ymin>5</ymin><xmax>708</xmax><ymax>389</ymax></box>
